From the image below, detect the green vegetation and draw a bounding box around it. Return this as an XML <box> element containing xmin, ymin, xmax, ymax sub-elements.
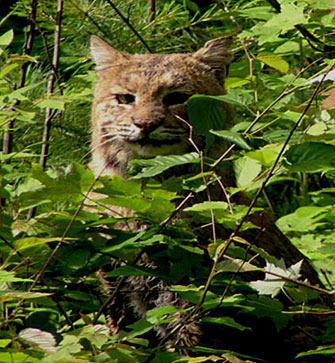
<box><xmin>1</xmin><ymin>0</ymin><xmax>335</xmax><ymax>361</ymax></box>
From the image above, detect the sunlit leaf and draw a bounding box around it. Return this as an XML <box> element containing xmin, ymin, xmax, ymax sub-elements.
<box><xmin>250</xmin><ymin>260</ymin><xmax>302</xmax><ymax>297</ymax></box>
<box><xmin>130</xmin><ymin>152</ymin><xmax>199</xmax><ymax>178</ymax></box>
<box><xmin>210</xmin><ymin>130</ymin><xmax>252</xmax><ymax>150</ymax></box>
<box><xmin>257</xmin><ymin>52</ymin><xmax>289</xmax><ymax>73</ymax></box>
<box><xmin>0</xmin><ymin>29</ymin><xmax>14</xmax><ymax>47</ymax></box>
<box><xmin>19</xmin><ymin>328</ymin><xmax>57</xmax><ymax>353</ymax></box>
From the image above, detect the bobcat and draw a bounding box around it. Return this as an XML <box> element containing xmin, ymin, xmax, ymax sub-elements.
<box><xmin>89</xmin><ymin>36</ymin><xmax>325</xmax><ymax>356</ymax></box>
<box><xmin>89</xmin><ymin>35</ymin><xmax>232</xmax><ymax>179</ymax></box>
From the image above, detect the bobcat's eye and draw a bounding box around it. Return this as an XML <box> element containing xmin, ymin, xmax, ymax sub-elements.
<box><xmin>116</xmin><ymin>94</ymin><xmax>136</xmax><ymax>105</ymax></box>
<box><xmin>163</xmin><ymin>92</ymin><xmax>191</xmax><ymax>106</ymax></box>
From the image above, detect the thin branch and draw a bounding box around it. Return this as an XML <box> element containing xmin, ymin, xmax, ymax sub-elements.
<box><xmin>194</xmin><ymin>65</ymin><xmax>335</xmax><ymax>311</ymax></box>
<box><xmin>105</xmin><ymin>0</ymin><xmax>152</xmax><ymax>53</ymax></box>
<box><xmin>39</xmin><ymin>0</ymin><xmax>63</xmax><ymax>170</ymax></box>
<box><xmin>147</xmin><ymin>0</ymin><xmax>156</xmax><ymax>22</ymax></box>
<box><xmin>2</xmin><ymin>0</ymin><xmax>37</xmax><ymax>155</ymax></box>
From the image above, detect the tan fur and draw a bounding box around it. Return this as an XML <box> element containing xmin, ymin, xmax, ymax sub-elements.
<box><xmin>90</xmin><ymin>35</ymin><xmax>232</xmax><ymax>178</ymax></box>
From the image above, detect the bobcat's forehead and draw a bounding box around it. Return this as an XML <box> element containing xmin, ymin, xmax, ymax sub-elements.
<box><xmin>99</xmin><ymin>54</ymin><xmax>216</xmax><ymax>96</ymax></box>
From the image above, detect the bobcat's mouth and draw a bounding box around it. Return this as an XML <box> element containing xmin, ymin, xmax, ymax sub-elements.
<box><xmin>125</xmin><ymin>125</ymin><xmax>187</xmax><ymax>146</ymax></box>
<box><xmin>128</xmin><ymin>135</ymin><xmax>182</xmax><ymax>146</ymax></box>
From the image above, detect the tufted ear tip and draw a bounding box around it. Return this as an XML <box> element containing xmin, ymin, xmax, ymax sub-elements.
<box><xmin>90</xmin><ymin>35</ymin><xmax>130</xmax><ymax>66</ymax></box>
<box><xmin>194</xmin><ymin>36</ymin><xmax>233</xmax><ymax>68</ymax></box>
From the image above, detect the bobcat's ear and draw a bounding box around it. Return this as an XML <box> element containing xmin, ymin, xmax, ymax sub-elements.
<box><xmin>193</xmin><ymin>36</ymin><xmax>232</xmax><ymax>76</ymax></box>
<box><xmin>90</xmin><ymin>35</ymin><xmax>130</xmax><ymax>67</ymax></box>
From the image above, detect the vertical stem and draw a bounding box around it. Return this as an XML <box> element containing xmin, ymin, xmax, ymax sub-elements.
<box><xmin>148</xmin><ymin>0</ymin><xmax>156</xmax><ymax>22</ymax></box>
<box><xmin>28</xmin><ymin>0</ymin><xmax>63</xmax><ymax>221</ymax></box>
<box><xmin>2</xmin><ymin>0</ymin><xmax>37</xmax><ymax>155</ymax></box>
<box><xmin>39</xmin><ymin>0</ymin><xmax>63</xmax><ymax>170</ymax></box>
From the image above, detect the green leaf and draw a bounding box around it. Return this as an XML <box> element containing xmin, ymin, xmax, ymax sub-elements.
<box><xmin>234</xmin><ymin>156</ymin><xmax>262</xmax><ymax>187</ymax></box>
<box><xmin>0</xmin><ymin>29</ymin><xmax>14</xmax><ymax>47</ymax></box>
<box><xmin>0</xmin><ymin>62</ymin><xmax>20</xmax><ymax>79</ymax></box>
<box><xmin>248</xmin><ymin>295</ymin><xmax>292</xmax><ymax>331</ymax></box>
<box><xmin>107</xmin><ymin>264</ymin><xmax>163</xmax><ymax>279</ymax></box>
<box><xmin>184</xmin><ymin>201</ymin><xmax>228</xmax><ymax>213</ymax></box>
<box><xmin>219</xmin><ymin>88</ymin><xmax>253</xmax><ymax>108</ymax></box>
<box><xmin>309</xmin><ymin>0</ymin><xmax>334</xmax><ymax>10</ymax></box>
<box><xmin>98</xmin><ymin>174</ymin><xmax>141</xmax><ymax>195</ymax></box>
<box><xmin>0</xmin><ymin>270</ymin><xmax>32</xmax><ymax>283</ymax></box>
<box><xmin>69</xmin><ymin>325</ymin><xmax>109</xmax><ymax>348</ymax></box>
<box><xmin>130</xmin><ymin>152</ymin><xmax>199</xmax><ymax>179</ymax></box>
<box><xmin>19</xmin><ymin>163</ymin><xmax>95</xmax><ymax>207</ymax></box>
<box><xmin>201</xmin><ymin>316</ymin><xmax>251</xmax><ymax>331</ymax></box>
<box><xmin>277</xmin><ymin>206</ymin><xmax>329</xmax><ymax>233</ymax></box>
<box><xmin>15</xmin><ymin>237</ymin><xmax>64</xmax><ymax>251</ymax></box>
<box><xmin>244</xmin><ymin>2</ymin><xmax>308</xmax><ymax>44</ymax></box>
<box><xmin>297</xmin><ymin>345</ymin><xmax>335</xmax><ymax>357</ymax></box>
<box><xmin>187</xmin><ymin>95</ymin><xmax>230</xmax><ymax>149</ymax></box>
<box><xmin>246</xmin><ymin>145</ymin><xmax>281</xmax><ymax>166</ymax></box>
<box><xmin>0</xmin><ymin>292</ymin><xmax>52</xmax><ymax>301</ymax></box>
<box><xmin>284</xmin><ymin>142</ymin><xmax>335</xmax><ymax>172</ymax></box>
<box><xmin>0</xmin><ymin>352</ymin><xmax>39</xmax><ymax>362</ymax></box>
<box><xmin>225</xmin><ymin>77</ymin><xmax>250</xmax><ymax>89</ymax></box>
<box><xmin>37</xmin><ymin>97</ymin><xmax>65</xmax><ymax>110</ymax></box>
<box><xmin>210</xmin><ymin>130</ymin><xmax>252</xmax><ymax>150</ymax></box>
<box><xmin>257</xmin><ymin>52</ymin><xmax>289</xmax><ymax>73</ymax></box>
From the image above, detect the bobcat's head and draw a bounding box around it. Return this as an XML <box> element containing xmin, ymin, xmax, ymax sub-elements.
<box><xmin>90</xmin><ymin>36</ymin><xmax>232</xmax><ymax>177</ymax></box>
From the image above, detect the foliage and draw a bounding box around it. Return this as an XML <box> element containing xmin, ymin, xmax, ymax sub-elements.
<box><xmin>1</xmin><ymin>0</ymin><xmax>335</xmax><ymax>362</ymax></box>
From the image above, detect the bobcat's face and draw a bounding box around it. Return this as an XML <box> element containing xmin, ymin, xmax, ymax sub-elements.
<box><xmin>90</xmin><ymin>36</ymin><xmax>231</xmax><ymax>176</ymax></box>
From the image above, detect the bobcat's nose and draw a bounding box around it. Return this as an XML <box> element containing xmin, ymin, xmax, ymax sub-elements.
<box><xmin>133</xmin><ymin>119</ymin><xmax>158</xmax><ymax>135</ymax></box>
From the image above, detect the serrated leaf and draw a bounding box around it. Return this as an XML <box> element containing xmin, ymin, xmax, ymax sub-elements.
<box><xmin>284</xmin><ymin>142</ymin><xmax>335</xmax><ymax>172</ymax></box>
<box><xmin>257</xmin><ymin>52</ymin><xmax>289</xmax><ymax>73</ymax></box>
<box><xmin>210</xmin><ymin>130</ymin><xmax>252</xmax><ymax>150</ymax></box>
<box><xmin>130</xmin><ymin>152</ymin><xmax>199</xmax><ymax>179</ymax></box>
<box><xmin>19</xmin><ymin>328</ymin><xmax>57</xmax><ymax>353</ymax></box>
<box><xmin>250</xmin><ymin>260</ymin><xmax>302</xmax><ymax>297</ymax></box>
